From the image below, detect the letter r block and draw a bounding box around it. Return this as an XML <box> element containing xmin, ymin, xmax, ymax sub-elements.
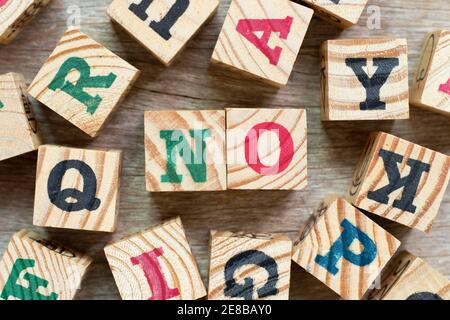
<box><xmin>347</xmin><ymin>132</ymin><xmax>450</xmax><ymax>232</ymax></box>
<box><xmin>208</xmin><ymin>231</ymin><xmax>292</xmax><ymax>300</ymax></box>
<box><xmin>211</xmin><ymin>0</ymin><xmax>313</xmax><ymax>87</ymax></box>
<box><xmin>104</xmin><ymin>217</ymin><xmax>206</xmax><ymax>300</ymax></box>
<box><xmin>0</xmin><ymin>229</ymin><xmax>92</xmax><ymax>300</ymax></box>
<box><xmin>33</xmin><ymin>145</ymin><xmax>122</xmax><ymax>232</ymax></box>
<box><xmin>292</xmin><ymin>195</ymin><xmax>400</xmax><ymax>300</ymax></box>
<box><xmin>28</xmin><ymin>28</ymin><xmax>140</xmax><ymax>137</ymax></box>
<box><xmin>321</xmin><ymin>38</ymin><xmax>409</xmax><ymax>120</ymax></box>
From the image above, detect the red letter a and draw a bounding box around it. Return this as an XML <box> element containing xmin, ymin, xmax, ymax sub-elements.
<box><xmin>439</xmin><ymin>78</ymin><xmax>450</xmax><ymax>95</ymax></box>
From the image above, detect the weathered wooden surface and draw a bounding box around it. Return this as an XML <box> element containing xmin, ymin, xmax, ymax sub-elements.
<box><xmin>0</xmin><ymin>0</ymin><xmax>449</xmax><ymax>300</ymax></box>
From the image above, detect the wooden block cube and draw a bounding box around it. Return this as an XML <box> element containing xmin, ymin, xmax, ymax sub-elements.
<box><xmin>226</xmin><ymin>108</ymin><xmax>307</xmax><ymax>190</ymax></box>
<box><xmin>0</xmin><ymin>0</ymin><xmax>52</xmax><ymax>44</ymax></box>
<box><xmin>302</xmin><ymin>0</ymin><xmax>368</xmax><ymax>29</ymax></box>
<box><xmin>292</xmin><ymin>195</ymin><xmax>401</xmax><ymax>300</ymax></box>
<box><xmin>411</xmin><ymin>30</ymin><xmax>450</xmax><ymax>117</ymax></box>
<box><xmin>104</xmin><ymin>217</ymin><xmax>206</xmax><ymax>300</ymax></box>
<box><xmin>144</xmin><ymin>110</ymin><xmax>226</xmax><ymax>192</ymax></box>
<box><xmin>107</xmin><ymin>0</ymin><xmax>219</xmax><ymax>66</ymax></box>
<box><xmin>346</xmin><ymin>132</ymin><xmax>450</xmax><ymax>233</ymax></box>
<box><xmin>33</xmin><ymin>145</ymin><xmax>122</xmax><ymax>232</ymax></box>
<box><xmin>0</xmin><ymin>229</ymin><xmax>92</xmax><ymax>300</ymax></box>
<box><xmin>211</xmin><ymin>0</ymin><xmax>313</xmax><ymax>87</ymax></box>
<box><xmin>368</xmin><ymin>251</ymin><xmax>450</xmax><ymax>300</ymax></box>
<box><xmin>28</xmin><ymin>28</ymin><xmax>140</xmax><ymax>137</ymax></box>
<box><xmin>321</xmin><ymin>38</ymin><xmax>409</xmax><ymax>121</ymax></box>
<box><xmin>0</xmin><ymin>72</ymin><xmax>42</xmax><ymax>161</ymax></box>
<box><xmin>208</xmin><ymin>231</ymin><xmax>292</xmax><ymax>300</ymax></box>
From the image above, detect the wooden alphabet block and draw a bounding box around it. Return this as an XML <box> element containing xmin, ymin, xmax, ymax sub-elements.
<box><xmin>346</xmin><ymin>132</ymin><xmax>450</xmax><ymax>233</ymax></box>
<box><xmin>0</xmin><ymin>72</ymin><xmax>42</xmax><ymax>161</ymax></box>
<box><xmin>226</xmin><ymin>108</ymin><xmax>307</xmax><ymax>190</ymax></box>
<box><xmin>28</xmin><ymin>28</ymin><xmax>140</xmax><ymax>137</ymax></box>
<box><xmin>104</xmin><ymin>217</ymin><xmax>206</xmax><ymax>300</ymax></box>
<box><xmin>208</xmin><ymin>231</ymin><xmax>292</xmax><ymax>300</ymax></box>
<box><xmin>321</xmin><ymin>38</ymin><xmax>409</xmax><ymax>120</ymax></box>
<box><xmin>411</xmin><ymin>30</ymin><xmax>450</xmax><ymax>117</ymax></box>
<box><xmin>292</xmin><ymin>195</ymin><xmax>401</xmax><ymax>300</ymax></box>
<box><xmin>33</xmin><ymin>145</ymin><xmax>122</xmax><ymax>232</ymax></box>
<box><xmin>367</xmin><ymin>251</ymin><xmax>450</xmax><ymax>300</ymax></box>
<box><xmin>0</xmin><ymin>0</ymin><xmax>51</xmax><ymax>44</ymax></box>
<box><xmin>0</xmin><ymin>229</ymin><xmax>92</xmax><ymax>300</ymax></box>
<box><xmin>211</xmin><ymin>0</ymin><xmax>313</xmax><ymax>87</ymax></box>
<box><xmin>144</xmin><ymin>110</ymin><xmax>226</xmax><ymax>192</ymax></box>
<box><xmin>107</xmin><ymin>0</ymin><xmax>219</xmax><ymax>66</ymax></box>
<box><xmin>301</xmin><ymin>0</ymin><xmax>368</xmax><ymax>29</ymax></box>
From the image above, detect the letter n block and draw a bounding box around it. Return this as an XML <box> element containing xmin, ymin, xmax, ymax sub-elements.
<box><xmin>104</xmin><ymin>217</ymin><xmax>206</xmax><ymax>300</ymax></box>
<box><xmin>368</xmin><ymin>251</ymin><xmax>450</xmax><ymax>300</ymax></box>
<box><xmin>347</xmin><ymin>132</ymin><xmax>450</xmax><ymax>233</ymax></box>
<box><xmin>411</xmin><ymin>30</ymin><xmax>450</xmax><ymax>117</ymax></box>
<box><xmin>321</xmin><ymin>38</ymin><xmax>409</xmax><ymax>120</ymax></box>
<box><xmin>28</xmin><ymin>28</ymin><xmax>140</xmax><ymax>137</ymax></box>
<box><xmin>226</xmin><ymin>108</ymin><xmax>307</xmax><ymax>190</ymax></box>
<box><xmin>33</xmin><ymin>145</ymin><xmax>122</xmax><ymax>232</ymax></box>
<box><xmin>208</xmin><ymin>231</ymin><xmax>292</xmax><ymax>300</ymax></box>
<box><xmin>0</xmin><ymin>73</ymin><xmax>42</xmax><ymax>161</ymax></box>
<box><xmin>144</xmin><ymin>110</ymin><xmax>226</xmax><ymax>191</ymax></box>
<box><xmin>0</xmin><ymin>229</ymin><xmax>92</xmax><ymax>300</ymax></box>
<box><xmin>107</xmin><ymin>0</ymin><xmax>219</xmax><ymax>66</ymax></box>
<box><xmin>211</xmin><ymin>0</ymin><xmax>313</xmax><ymax>87</ymax></box>
<box><xmin>292</xmin><ymin>195</ymin><xmax>400</xmax><ymax>300</ymax></box>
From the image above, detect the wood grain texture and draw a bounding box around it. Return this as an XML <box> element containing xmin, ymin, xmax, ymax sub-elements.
<box><xmin>107</xmin><ymin>0</ymin><xmax>219</xmax><ymax>66</ymax></box>
<box><xmin>0</xmin><ymin>229</ymin><xmax>92</xmax><ymax>300</ymax></box>
<box><xmin>292</xmin><ymin>195</ymin><xmax>400</xmax><ymax>300</ymax></box>
<box><xmin>104</xmin><ymin>217</ymin><xmax>206</xmax><ymax>300</ymax></box>
<box><xmin>28</xmin><ymin>28</ymin><xmax>140</xmax><ymax>137</ymax></box>
<box><xmin>208</xmin><ymin>231</ymin><xmax>292</xmax><ymax>300</ymax></box>
<box><xmin>367</xmin><ymin>251</ymin><xmax>450</xmax><ymax>300</ymax></box>
<box><xmin>211</xmin><ymin>0</ymin><xmax>313</xmax><ymax>87</ymax></box>
<box><xmin>347</xmin><ymin>131</ymin><xmax>450</xmax><ymax>233</ymax></box>
<box><xmin>0</xmin><ymin>72</ymin><xmax>42</xmax><ymax>161</ymax></box>
<box><xmin>0</xmin><ymin>0</ymin><xmax>449</xmax><ymax>300</ymax></box>
<box><xmin>227</xmin><ymin>108</ymin><xmax>307</xmax><ymax>190</ymax></box>
<box><xmin>144</xmin><ymin>110</ymin><xmax>226</xmax><ymax>191</ymax></box>
<box><xmin>410</xmin><ymin>30</ymin><xmax>450</xmax><ymax>117</ymax></box>
<box><xmin>321</xmin><ymin>38</ymin><xmax>409</xmax><ymax>120</ymax></box>
<box><xmin>34</xmin><ymin>145</ymin><xmax>122</xmax><ymax>232</ymax></box>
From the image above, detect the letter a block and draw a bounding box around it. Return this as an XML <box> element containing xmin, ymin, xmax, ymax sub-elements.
<box><xmin>292</xmin><ymin>196</ymin><xmax>400</xmax><ymax>300</ymax></box>
<box><xmin>33</xmin><ymin>145</ymin><xmax>122</xmax><ymax>232</ymax></box>
<box><xmin>104</xmin><ymin>217</ymin><xmax>206</xmax><ymax>300</ymax></box>
<box><xmin>0</xmin><ymin>229</ymin><xmax>92</xmax><ymax>300</ymax></box>
<box><xmin>347</xmin><ymin>132</ymin><xmax>450</xmax><ymax>233</ymax></box>
<box><xmin>144</xmin><ymin>110</ymin><xmax>226</xmax><ymax>191</ymax></box>
<box><xmin>226</xmin><ymin>108</ymin><xmax>307</xmax><ymax>190</ymax></box>
<box><xmin>321</xmin><ymin>39</ymin><xmax>409</xmax><ymax>120</ymax></box>
<box><xmin>107</xmin><ymin>0</ymin><xmax>219</xmax><ymax>66</ymax></box>
<box><xmin>208</xmin><ymin>231</ymin><xmax>292</xmax><ymax>300</ymax></box>
<box><xmin>28</xmin><ymin>28</ymin><xmax>140</xmax><ymax>137</ymax></box>
<box><xmin>411</xmin><ymin>30</ymin><xmax>450</xmax><ymax>117</ymax></box>
<box><xmin>211</xmin><ymin>0</ymin><xmax>313</xmax><ymax>87</ymax></box>
<box><xmin>368</xmin><ymin>251</ymin><xmax>450</xmax><ymax>300</ymax></box>
<box><xmin>0</xmin><ymin>73</ymin><xmax>42</xmax><ymax>161</ymax></box>
<box><xmin>0</xmin><ymin>0</ymin><xmax>52</xmax><ymax>44</ymax></box>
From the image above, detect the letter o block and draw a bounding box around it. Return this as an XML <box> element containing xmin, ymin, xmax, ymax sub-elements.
<box><xmin>104</xmin><ymin>218</ymin><xmax>206</xmax><ymax>300</ymax></box>
<box><xmin>347</xmin><ymin>132</ymin><xmax>450</xmax><ymax>233</ymax></box>
<box><xmin>33</xmin><ymin>145</ymin><xmax>122</xmax><ymax>232</ymax></box>
<box><xmin>226</xmin><ymin>108</ymin><xmax>307</xmax><ymax>190</ymax></box>
<box><xmin>321</xmin><ymin>38</ymin><xmax>409</xmax><ymax>121</ymax></box>
<box><xmin>292</xmin><ymin>196</ymin><xmax>400</xmax><ymax>300</ymax></box>
<box><xmin>211</xmin><ymin>0</ymin><xmax>313</xmax><ymax>87</ymax></box>
<box><xmin>208</xmin><ymin>231</ymin><xmax>292</xmax><ymax>300</ymax></box>
<box><xmin>28</xmin><ymin>28</ymin><xmax>140</xmax><ymax>137</ymax></box>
